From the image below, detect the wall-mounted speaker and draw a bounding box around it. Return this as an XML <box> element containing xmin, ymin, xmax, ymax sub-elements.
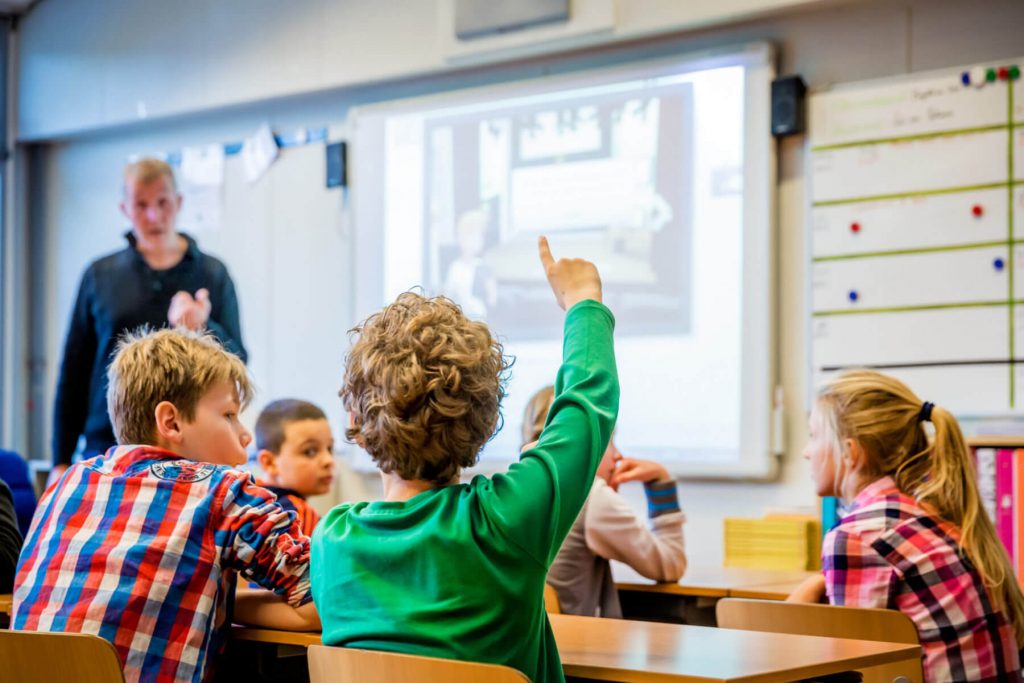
<box><xmin>326</xmin><ymin>141</ymin><xmax>347</xmax><ymax>188</ymax></box>
<box><xmin>771</xmin><ymin>75</ymin><xmax>806</xmax><ymax>137</ymax></box>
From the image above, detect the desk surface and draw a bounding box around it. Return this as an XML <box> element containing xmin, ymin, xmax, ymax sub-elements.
<box><xmin>233</xmin><ymin>614</ymin><xmax>920</xmax><ymax>683</ymax></box>
<box><xmin>728</xmin><ymin>582</ymin><xmax>808</xmax><ymax>601</ymax></box>
<box><xmin>613</xmin><ymin>563</ymin><xmax>817</xmax><ymax>599</ymax></box>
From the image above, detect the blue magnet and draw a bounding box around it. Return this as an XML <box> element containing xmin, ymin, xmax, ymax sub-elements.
<box><xmin>848</xmin><ymin>290</ymin><xmax>859</xmax><ymax>303</ymax></box>
<box><xmin>994</xmin><ymin>258</ymin><xmax>1005</xmax><ymax>271</ymax></box>
<box><xmin>961</xmin><ymin>71</ymin><xmax>971</xmax><ymax>86</ymax></box>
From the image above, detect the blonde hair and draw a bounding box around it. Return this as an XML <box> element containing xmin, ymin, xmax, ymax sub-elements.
<box><xmin>521</xmin><ymin>385</ymin><xmax>554</xmax><ymax>447</ymax></box>
<box><xmin>818</xmin><ymin>369</ymin><xmax>1024</xmax><ymax>641</ymax></box>
<box><xmin>124</xmin><ymin>157</ymin><xmax>178</xmax><ymax>193</ymax></box>
<box><xmin>107</xmin><ymin>327</ymin><xmax>253</xmax><ymax>445</ymax></box>
<box><xmin>341</xmin><ymin>291</ymin><xmax>512</xmax><ymax>486</ymax></box>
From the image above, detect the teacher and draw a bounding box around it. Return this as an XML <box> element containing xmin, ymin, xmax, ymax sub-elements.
<box><xmin>50</xmin><ymin>157</ymin><xmax>247</xmax><ymax>479</ymax></box>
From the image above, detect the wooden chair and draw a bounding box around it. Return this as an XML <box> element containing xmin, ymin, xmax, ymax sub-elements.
<box><xmin>543</xmin><ymin>583</ymin><xmax>561</xmax><ymax>613</ymax></box>
<box><xmin>716</xmin><ymin>598</ymin><xmax>922</xmax><ymax>683</ymax></box>
<box><xmin>308</xmin><ymin>645</ymin><xmax>531</xmax><ymax>683</ymax></box>
<box><xmin>0</xmin><ymin>630</ymin><xmax>125</xmax><ymax>682</ymax></box>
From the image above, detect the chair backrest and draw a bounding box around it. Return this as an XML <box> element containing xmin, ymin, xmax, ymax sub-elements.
<box><xmin>0</xmin><ymin>450</ymin><xmax>37</xmax><ymax>537</ymax></box>
<box><xmin>543</xmin><ymin>583</ymin><xmax>561</xmax><ymax>614</ymax></box>
<box><xmin>0</xmin><ymin>630</ymin><xmax>125</xmax><ymax>682</ymax></box>
<box><xmin>308</xmin><ymin>645</ymin><xmax>531</xmax><ymax>683</ymax></box>
<box><xmin>716</xmin><ymin>598</ymin><xmax>922</xmax><ymax>683</ymax></box>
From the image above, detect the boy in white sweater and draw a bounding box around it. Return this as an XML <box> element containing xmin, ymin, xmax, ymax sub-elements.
<box><xmin>522</xmin><ymin>386</ymin><xmax>687</xmax><ymax>617</ymax></box>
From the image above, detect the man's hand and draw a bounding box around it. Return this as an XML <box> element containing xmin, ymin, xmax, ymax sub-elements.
<box><xmin>167</xmin><ymin>288</ymin><xmax>211</xmax><ymax>331</ymax></box>
<box><xmin>538</xmin><ymin>236</ymin><xmax>602</xmax><ymax>310</ymax></box>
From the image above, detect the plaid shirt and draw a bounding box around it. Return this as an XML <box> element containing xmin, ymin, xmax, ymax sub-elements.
<box><xmin>256</xmin><ymin>481</ymin><xmax>320</xmax><ymax>537</ymax></box>
<box><xmin>13</xmin><ymin>446</ymin><xmax>312</xmax><ymax>683</ymax></box>
<box><xmin>823</xmin><ymin>476</ymin><xmax>1021</xmax><ymax>682</ymax></box>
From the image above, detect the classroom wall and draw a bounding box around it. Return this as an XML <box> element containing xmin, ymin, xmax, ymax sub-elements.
<box><xmin>16</xmin><ymin>0</ymin><xmax>825</xmax><ymax>141</ymax></box>
<box><xmin>15</xmin><ymin>0</ymin><xmax>1024</xmax><ymax>562</ymax></box>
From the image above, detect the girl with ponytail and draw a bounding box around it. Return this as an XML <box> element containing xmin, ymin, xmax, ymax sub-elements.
<box><xmin>790</xmin><ymin>369</ymin><xmax>1023</xmax><ymax>681</ymax></box>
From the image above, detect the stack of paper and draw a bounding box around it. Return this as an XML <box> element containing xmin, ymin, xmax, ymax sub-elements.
<box><xmin>723</xmin><ymin>515</ymin><xmax>822</xmax><ymax>570</ymax></box>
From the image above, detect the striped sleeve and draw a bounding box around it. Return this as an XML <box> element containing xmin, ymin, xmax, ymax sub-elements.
<box><xmin>214</xmin><ymin>473</ymin><xmax>312</xmax><ymax>607</ymax></box>
<box><xmin>643</xmin><ymin>480</ymin><xmax>681</xmax><ymax>518</ymax></box>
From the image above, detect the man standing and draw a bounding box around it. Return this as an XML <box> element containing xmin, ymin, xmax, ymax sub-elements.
<box><xmin>50</xmin><ymin>157</ymin><xmax>247</xmax><ymax>480</ymax></box>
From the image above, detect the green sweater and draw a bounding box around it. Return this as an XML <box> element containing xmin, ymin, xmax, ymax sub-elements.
<box><xmin>311</xmin><ymin>300</ymin><xmax>618</xmax><ymax>683</ymax></box>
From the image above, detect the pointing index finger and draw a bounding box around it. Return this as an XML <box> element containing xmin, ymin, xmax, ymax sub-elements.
<box><xmin>538</xmin><ymin>235</ymin><xmax>555</xmax><ymax>270</ymax></box>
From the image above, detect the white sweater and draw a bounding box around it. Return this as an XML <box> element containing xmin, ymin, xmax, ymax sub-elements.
<box><xmin>546</xmin><ymin>477</ymin><xmax>687</xmax><ymax>618</ymax></box>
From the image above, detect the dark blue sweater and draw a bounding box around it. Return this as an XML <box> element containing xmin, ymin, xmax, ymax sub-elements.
<box><xmin>52</xmin><ymin>232</ymin><xmax>247</xmax><ymax>466</ymax></box>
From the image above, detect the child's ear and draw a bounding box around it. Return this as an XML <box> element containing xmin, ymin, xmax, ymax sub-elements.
<box><xmin>154</xmin><ymin>401</ymin><xmax>183</xmax><ymax>443</ymax></box>
<box><xmin>844</xmin><ymin>438</ymin><xmax>867</xmax><ymax>471</ymax></box>
<box><xmin>257</xmin><ymin>449</ymin><xmax>278</xmax><ymax>477</ymax></box>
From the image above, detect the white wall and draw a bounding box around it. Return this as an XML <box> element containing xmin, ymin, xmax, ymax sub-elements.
<box><xmin>15</xmin><ymin>0</ymin><xmax>1024</xmax><ymax>563</ymax></box>
<box><xmin>16</xmin><ymin>0</ymin><xmax>825</xmax><ymax>141</ymax></box>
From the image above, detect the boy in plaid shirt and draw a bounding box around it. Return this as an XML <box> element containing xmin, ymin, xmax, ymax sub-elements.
<box><xmin>792</xmin><ymin>370</ymin><xmax>1023</xmax><ymax>682</ymax></box>
<box><xmin>13</xmin><ymin>329</ymin><xmax>318</xmax><ymax>683</ymax></box>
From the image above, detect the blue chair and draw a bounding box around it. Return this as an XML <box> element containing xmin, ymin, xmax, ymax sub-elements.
<box><xmin>0</xmin><ymin>450</ymin><xmax>36</xmax><ymax>537</ymax></box>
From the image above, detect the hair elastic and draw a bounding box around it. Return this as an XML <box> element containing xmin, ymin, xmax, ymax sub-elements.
<box><xmin>918</xmin><ymin>401</ymin><xmax>934</xmax><ymax>423</ymax></box>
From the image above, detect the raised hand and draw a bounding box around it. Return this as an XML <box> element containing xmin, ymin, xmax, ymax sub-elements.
<box><xmin>537</xmin><ymin>236</ymin><xmax>602</xmax><ymax>311</ymax></box>
<box><xmin>167</xmin><ymin>288</ymin><xmax>212</xmax><ymax>331</ymax></box>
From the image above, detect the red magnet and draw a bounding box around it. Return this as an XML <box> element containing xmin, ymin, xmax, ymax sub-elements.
<box><xmin>972</xmin><ymin>204</ymin><xmax>984</xmax><ymax>217</ymax></box>
<box><xmin>998</xmin><ymin>66</ymin><xmax>1010</xmax><ymax>81</ymax></box>
<box><xmin>850</xmin><ymin>222</ymin><xmax>861</xmax><ymax>234</ymax></box>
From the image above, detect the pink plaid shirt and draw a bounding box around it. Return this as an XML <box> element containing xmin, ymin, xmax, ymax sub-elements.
<box><xmin>823</xmin><ymin>476</ymin><xmax>1021</xmax><ymax>682</ymax></box>
<box><xmin>13</xmin><ymin>446</ymin><xmax>312</xmax><ymax>683</ymax></box>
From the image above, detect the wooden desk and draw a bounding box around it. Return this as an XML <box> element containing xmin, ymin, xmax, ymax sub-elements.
<box><xmin>613</xmin><ymin>563</ymin><xmax>816</xmax><ymax>599</ymax></box>
<box><xmin>232</xmin><ymin>614</ymin><xmax>920</xmax><ymax>683</ymax></box>
<box><xmin>0</xmin><ymin>593</ymin><xmax>12</xmax><ymax>617</ymax></box>
<box><xmin>729</xmin><ymin>582</ymin><xmax>806</xmax><ymax>601</ymax></box>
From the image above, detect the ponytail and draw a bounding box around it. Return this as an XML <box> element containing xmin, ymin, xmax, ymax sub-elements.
<box><xmin>819</xmin><ymin>370</ymin><xmax>1024</xmax><ymax>643</ymax></box>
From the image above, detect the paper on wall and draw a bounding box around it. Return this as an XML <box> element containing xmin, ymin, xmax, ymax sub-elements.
<box><xmin>242</xmin><ymin>123</ymin><xmax>279</xmax><ymax>183</ymax></box>
<box><xmin>179</xmin><ymin>144</ymin><xmax>225</xmax><ymax>232</ymax></box>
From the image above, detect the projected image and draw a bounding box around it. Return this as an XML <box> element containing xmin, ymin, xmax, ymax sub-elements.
<box><xmin>423</xmin><ymin>88</ymin><xmax>693</xmax><ymax>340</ymax></box>
<box><xmin>355</xmin><ymin>56</ymin><xmax>764</xmax><ymax>468</ymax></box>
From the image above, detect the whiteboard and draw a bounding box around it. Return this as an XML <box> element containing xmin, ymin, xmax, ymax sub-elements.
<box><xmin>809</xmin><ymin>57</ymin><xmax>1024</xmax><ymax>416</ymax></box>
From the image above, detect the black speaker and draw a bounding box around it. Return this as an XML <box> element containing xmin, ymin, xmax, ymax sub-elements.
<box><xmin>771</xmin><ymin>75</ymin><xmax>806</xmax><ymax>137</ymax></box>
<box><xmin>326</xmin><ymin>141</ymin><xmax>347</xmax><ymax>188</ymax></box>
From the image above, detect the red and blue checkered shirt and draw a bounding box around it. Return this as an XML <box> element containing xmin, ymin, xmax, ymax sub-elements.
<box><xmin>823</xmin><ymin>476</ymin><xmax>1021</xmax><ymax>682</ymax></box>
<box><xmin>12</xmin><ymin>445</ymin><xmax>312</xmax><ymax>683</ymax></box>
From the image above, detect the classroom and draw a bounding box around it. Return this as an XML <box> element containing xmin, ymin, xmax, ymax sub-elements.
<box><xmin>1</xmin><ymin>0</ymin><xmax>1023</xmax><ymax>681</ymax></box>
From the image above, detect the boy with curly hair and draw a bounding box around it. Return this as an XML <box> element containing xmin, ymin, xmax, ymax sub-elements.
<box><xmin>13</xmin><ymin>329</ymin><xmax>318</xmax><ymax>683</ymax></box>
<box><xmin>311</xmin><ymin>238</ymin><xmax>618</xmax><ymax>683</ymax></box>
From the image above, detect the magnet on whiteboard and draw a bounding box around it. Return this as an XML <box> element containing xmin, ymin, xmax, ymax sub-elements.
<box><xmin>961</xmin><ymin>71</ymin><xmax>971</xmax><ymax>86</ymax></box>
<box><xmin>994</xmin><ymin>258</ymin><xmax>1005</xmax><ymax>271</ymax></box>
<box><xmin>850</xmin><ymin>222</ymin><xmax>861</xmax><ymax>234</ymax></box>
<box><xmin>970</xmin><ymin>67</ymin><xmax>987</xmax><ymax>88</ymax></box>
<box><xmin>973</xmin><ymin>204</ymin><xmax>984</xmax><ymax>218</ymax></box>
<box><xmin>998</xmin><ymin>66</ymin><xmax>1010</xmax><ymax>81</ymax></box>
<box><xmin>848</xmin><ymin>290</ymin><xmax>859</xmax><ymax>303</ymax></box>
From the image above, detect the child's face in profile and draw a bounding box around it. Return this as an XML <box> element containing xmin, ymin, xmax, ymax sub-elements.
<box><xmin>178</xmin><ymin>379</ymin><xmax>251</xmax><ymax>467</ymax></box>
<box><xmin>803</xmin><ymin>404</ymin><xmax>838</xmax><ymax>497</ymax></box>
<box><xmin>261</xmin><ymin>419</ymin><xmax>335</xmax><ymax>496</ymax></box>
